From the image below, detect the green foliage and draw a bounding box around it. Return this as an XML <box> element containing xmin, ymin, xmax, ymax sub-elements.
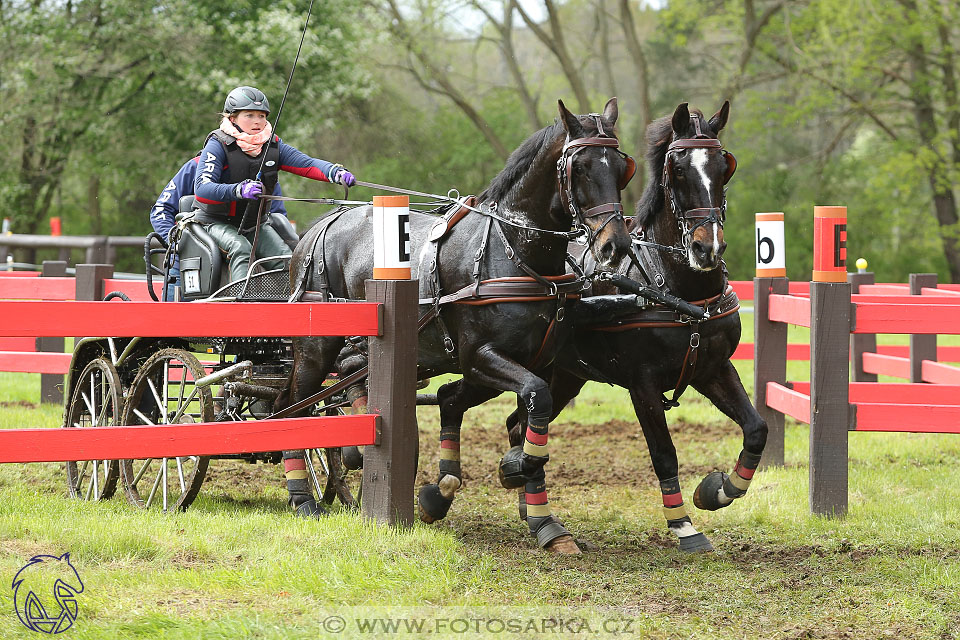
<box><xmin>0</xmin><ymin>0</ymin><xmax>371</xmax><ymax>263</ymax></box>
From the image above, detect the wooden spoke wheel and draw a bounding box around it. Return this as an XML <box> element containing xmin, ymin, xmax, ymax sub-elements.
<box><xmin>119</xmin><ymin>348</ymin><xmax>214</xmax><ymax>512</ymax></box>
<box><xmin>64</xmin><ymin>358</ymin><xmax>122</xmax><ymax>501</ymax></box>
<box><xmin>305</xmin><ymin>406</ymin><xmax>362</xmax><ymax>509</ymax></box>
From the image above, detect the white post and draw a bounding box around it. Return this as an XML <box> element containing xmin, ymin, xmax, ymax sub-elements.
<box><xmin>755</xmin><ymin>212</ymin><xmax>785</xmax><ymax>278</ymax></box>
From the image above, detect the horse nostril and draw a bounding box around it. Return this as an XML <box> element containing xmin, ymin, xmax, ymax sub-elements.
<box><xmin>692</xmin><ymin>241</ymin><xmax>709</xmax><ymax>258</ymax></box>
<box><xmin>599</xmin><ymin>240</ymin><xmax>615</xmax><ymax>263</ymax></box>
<box><xmin>717</xmin><ymin>242</ymin><xmax>728</xmax><ymax>256</ymax></box>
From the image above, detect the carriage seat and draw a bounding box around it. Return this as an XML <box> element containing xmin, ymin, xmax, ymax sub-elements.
<box><xmin>174</xmin><ymin>195</ymin><xmax>298</xmax><ymax>300</ymax></box>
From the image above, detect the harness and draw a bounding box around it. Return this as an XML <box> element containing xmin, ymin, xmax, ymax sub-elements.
<box><xmin>589</xmin><ymin>116</ymin><xmax>739</xmax><ymax>409</ymax></box>
<box><xmin>291</xmin><ymin>123</ymin><xmax>634</xmax><ymax>369</ymax></box>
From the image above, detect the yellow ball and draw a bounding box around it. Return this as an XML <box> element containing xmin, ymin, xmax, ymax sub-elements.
<box><xmin>855</xmin><ymin>258</ymin><xmax>868</xmax><ymax>270</ymax></box>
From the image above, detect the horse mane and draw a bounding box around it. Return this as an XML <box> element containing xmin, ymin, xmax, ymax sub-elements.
<box><xmin>634</xmin><ymin>108</ymin><xmax>709</xmax><ymax>228</ymax></box>
<box><xmin>478</xmin><ymin>121</ymin><xmax>565</xmax><ymax>204</ymax></box>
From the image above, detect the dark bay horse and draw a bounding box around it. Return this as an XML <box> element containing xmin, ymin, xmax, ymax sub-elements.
<box><xmin>507</xmin><ymin>102</ymin><xmax>767</xmax><ymax>552</ymax></box>
<box><xmin>276</xmin><ymin>98</ymin><xmax>634</xmax><ymax>554</ymax></box>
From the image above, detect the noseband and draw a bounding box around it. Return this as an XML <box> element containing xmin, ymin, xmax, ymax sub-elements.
<box><xmin>557</xmin><ymin>114</ymin><xmax>634</xmax><ymax>251</ymax></box>
<box><xmin>659</xmin><ymin>116</ymin><xmax>737</xmax><ymax>252</ymax></box>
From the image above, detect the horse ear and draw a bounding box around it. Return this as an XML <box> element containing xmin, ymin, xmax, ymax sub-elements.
<box><xmin>602</xmin><ymin>97</ymin><xmax>618</xmax><ymax>127</ymax></box>
<box><xmin>558</xmin><ymin>99</ymin><xmax>583</xmax><ymax>138</ymax></box>
<box><xmin>709</xmin><ymin>101</ymin><xmax>730</xmax><ymax>135</ymax></box>
<box><xmin>672</xmin><ymin>103</ymin><xmax>691</xmax><ymax>136</ymax></box>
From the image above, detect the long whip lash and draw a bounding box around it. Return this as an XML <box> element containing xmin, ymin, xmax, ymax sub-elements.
<box><xmin>248</xmin><ymin>0</ymin><xmax>316</xmax><ymax>264</ymax></box>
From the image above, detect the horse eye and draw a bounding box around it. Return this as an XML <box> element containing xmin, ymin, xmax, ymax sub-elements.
<box><xmin>674</xmin><ymin>166</ymin><xmax>684</xmax><ymax>178</ymax></box>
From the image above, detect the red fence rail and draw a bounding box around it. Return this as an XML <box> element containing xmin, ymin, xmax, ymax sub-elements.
<box><xmin>0</xmin><ymin>277</ymin><xmax>420</xmax><ymax>526</ymax></box>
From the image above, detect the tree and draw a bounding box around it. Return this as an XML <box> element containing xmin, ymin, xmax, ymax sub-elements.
<box><xmin>662</xmin><ymin>0</ymin><xmax>960</xmax><ymax>282</ymax></box>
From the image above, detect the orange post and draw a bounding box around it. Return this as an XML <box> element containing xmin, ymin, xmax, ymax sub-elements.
<box><xmin>812</xmin><ymin>206</ymin><xmax>847</xmax><ymax>282</ymax></box>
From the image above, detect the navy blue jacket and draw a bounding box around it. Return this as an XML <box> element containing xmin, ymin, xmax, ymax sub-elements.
<box><xmin>194</xmin><ymin>137</ymin><xmax>339</xmax><ymax>214</ymax></box>
<box><xmin>150</xmin><ymin>156</ymin><xmax>288</xmax><ymax>240</ymax></box>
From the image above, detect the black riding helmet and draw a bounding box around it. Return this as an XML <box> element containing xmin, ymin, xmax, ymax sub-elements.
<box><xmin>223</xmin><ymin>86</ymin><xmax>270</xmax><ymax>114</ymax></box>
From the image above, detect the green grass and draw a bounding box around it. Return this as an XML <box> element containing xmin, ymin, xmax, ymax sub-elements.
<box><xmin>2</xmin><ymin>343</ymin><xmax>960</xmax><ymax>638</ymax></box>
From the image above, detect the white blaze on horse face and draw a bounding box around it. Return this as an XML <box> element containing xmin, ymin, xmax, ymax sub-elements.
<box><xmin>689</xmin><ymin>148</ymin><xmax>721</xmax><ymax>268</ymax></box>
<box><xmin>690</xmin><ymin>148</ymin><xmax>712</xmax><ymax>195</ymax></box>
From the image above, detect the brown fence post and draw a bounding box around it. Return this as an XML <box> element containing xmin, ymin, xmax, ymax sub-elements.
<box><xmin>848</xmin><ymin>271</ymin><xmax>877</xmax><ymax>383</ymax></box>
<box><xmin>754</xmin><ymin>276</ymin><xmax>787</xmax><ymax>468</ymax></box>
<box><xmin>75</xmin><ymin>264</ymin><xmax>113</xmax><ymax>302</ymax></box>
<box><xmin>909</xmin><ymin>273</ymin><xmax>938</xmax><ymax>383</ymax></box>
<box><xmin>361</xmin><ymin>195</ymin><xmax>418</xmax><ymax>526</ymax></box>
<box><xmin>362</xmin><ymin>279</ymin><xmax>419</xmax><ymax>526</ymax></box>
<box><xmin>754</xmin><ymin>212</ymin><xmax>787</xmax><ymax>468</ymax></box>
<box><xmin>37</xmin><ymin>260</ymin><xmax>67</xmax><ymax>404</ymax></box>
<box><xmin>809</xmin><ymin>206</ymin><xmax>851</xmax><ymax>517</ymax></box>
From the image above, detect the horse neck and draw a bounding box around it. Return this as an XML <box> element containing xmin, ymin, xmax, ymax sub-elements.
<box><xmin>643</xmin><ymin>205</ymin><xmax>725</xmax><ymax>302</ymax></box>
<box><xmin>486</xmin><ymin>146</ymin><xmax>570</xmax><ymax>274</ymax></box>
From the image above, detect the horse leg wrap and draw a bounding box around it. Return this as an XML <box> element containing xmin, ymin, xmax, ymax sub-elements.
<box><xmin>498</xmin><ymin>445</ymin><xmax>548</xmax><ymax>489</ymax></box>
<box><xmin>661</xmin><ymin>477</ymin><xmax>712</xmax><ymax>552</ymax></box>
<box><xmin>419</xmin><ymin>426</ymin><xmax>462</xmax><ymax>524</ymax></box>
<box><xmin>529</xmin><ymin>515</ymin><xmax>572</xmax><ymax>548</ymax></box>
<box><xmin>719</xmin><ymin>450</ymin><xmax>762</xmax><ymax>503</ymax></box>
<box><xmin>499</xmin><ymin>422</ymin><xmax>550</xmax><ymax>489</ymax></box>
<box><xmin>524</xmin><ymin>474</ymin><xmax>566</xmax><ymax>547</ymax></box>
<box><xmin>283</xmin><ymin>450</ymin><xmax>327</xmax><ymax>518</ymax></box>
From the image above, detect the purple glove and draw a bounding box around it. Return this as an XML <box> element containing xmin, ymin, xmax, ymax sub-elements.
<box><xmin>334</xmin><ymin>169</ymin><xmax>356</xmax><ymax>187</ymax></box>
<box><xmin>236</xmin><ymin>180</ymin><xmax>263</xmax><ymax>199</ymax></box>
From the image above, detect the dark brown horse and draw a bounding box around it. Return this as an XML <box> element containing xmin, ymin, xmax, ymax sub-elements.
<box><xmin>507</xmin><ymin>102</ymin><xmax>767</xmax><ymax>552</ymax></box>
<box><xmin>277</xmin><ymin>99</ymin><xmax>635</xmax><ymax>554</ymax></box>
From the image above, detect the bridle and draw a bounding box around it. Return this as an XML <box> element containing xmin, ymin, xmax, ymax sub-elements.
<box><xmin>642</xmin><ymin>116</ymin><xmax>737</xmax><ymax>256</ymax></box>
<box><xmin>557</xmin><ymin>114</ymin><xmax>636</xmax><ymax>252</ymax></box>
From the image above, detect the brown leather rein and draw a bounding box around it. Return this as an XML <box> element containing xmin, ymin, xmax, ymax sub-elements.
<box><xmin>585</xmin><ymin>285</ymin><xmax>740</xmax><ymax>332</ymax></box>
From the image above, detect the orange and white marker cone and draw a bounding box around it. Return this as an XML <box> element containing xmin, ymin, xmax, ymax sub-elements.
<box><xmin>373</xmin><ymin>195</ymin><xmax>412</xmax><ymax>280</ymax></box>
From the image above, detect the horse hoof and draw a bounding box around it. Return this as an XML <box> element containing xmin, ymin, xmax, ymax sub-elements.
<box><xmin>417</xmin><ymin>484</ymin><xmax>452</xmax><ymax>523</ymax></box>
<box><xmin>693</xmin><ymin>471</ymin><xmax>730</xmax><ymax>511</ymax></box>
<box><xmin>677</xmin><ymin>533</ymin><xmax>714</xmax><ymax>553</ymax></box>
<box><xmin>544</xmin><ymin>534</ymin><xmax>582</xmax><ymax>555</ymax></box>
<box><xmin>342</xmin><ymin>445</ymin><xmax>363</xmax><ymax>471</ymax></box>
<box><xmin>294</xmin><ymin>499</ymin><xmax>328</xmax><ymax>519</ymax></box>
<box><xmin>498</xmin><ymin>446</ymin><xmax>527</xmax><ymax>489</ymax></box>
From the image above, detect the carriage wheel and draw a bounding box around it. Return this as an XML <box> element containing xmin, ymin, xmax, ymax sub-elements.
<box><xmin>64</xmin><ymin>358</ymin><xmax>122</xmax><ymax>501</ymax></box>
<box><xmin>305</xmin><ymin>407</ymin><xmax>361</xmax><ymax>509</ymax></box>
<box><xmin>119</xmin><ymin>348</ymin><xmax>214</xmax><ymax>512</ymax></box>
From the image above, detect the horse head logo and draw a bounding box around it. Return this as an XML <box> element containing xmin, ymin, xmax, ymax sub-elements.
<box><xmin>12</xmin><ymin>553</ymin><xmax>84</xmax><ymax>634</ymax></box>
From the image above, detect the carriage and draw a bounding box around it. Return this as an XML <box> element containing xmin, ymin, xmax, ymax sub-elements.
<box><xmin>59</xmin><ymin>98</ymin><xmax>759</xmax><ymax>554</ymax></box>
<box><xmin>61</xmin><ymin>194</ymin><xmax>364</xmax><ymax>513</ymax></box>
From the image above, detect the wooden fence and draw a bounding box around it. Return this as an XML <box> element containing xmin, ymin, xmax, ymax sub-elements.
<box><xmin>0</xmin><ymin>275</ymin><xmax>420</xmax><ymax>525</ymax></box>
<box><xmin>753</xmin><ymin>208</ymin><xmax>960</xmax><ymax>516</ymax></box>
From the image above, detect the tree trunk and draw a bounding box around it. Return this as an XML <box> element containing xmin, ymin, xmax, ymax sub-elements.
<box><xmin>88</xmin><ymin>174</ymin><xmax>102</xmax><ymax>235</ymax></box>
<box><xmin>513</xmin><ymin>0</ymin><xmax>591</xmax><ymax>113</ymax></box>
